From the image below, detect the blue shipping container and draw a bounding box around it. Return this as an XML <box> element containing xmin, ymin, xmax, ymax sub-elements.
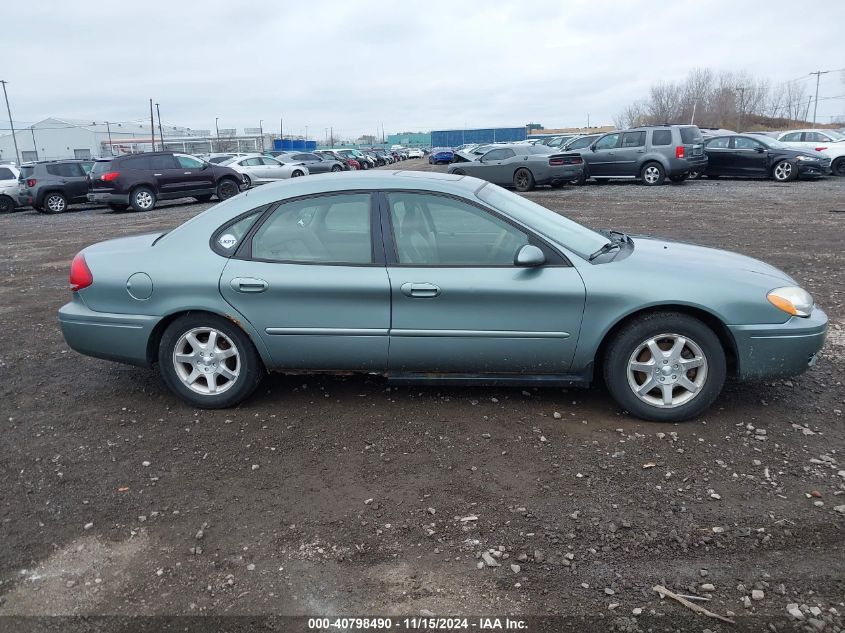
<box><xmin>430</xmin><ymin>127</ymin><xmax>527</xmax><ymax>148</ymax></box>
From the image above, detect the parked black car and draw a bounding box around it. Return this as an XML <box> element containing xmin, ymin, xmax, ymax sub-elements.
<box><xmin>87</xmin><ymin>152</ymin><xmax>245</xmax><ymax>212</ymax></box>
<box><xmin>698</xmin><ymin>134</ymin><xmax>830</xmax><ymax>181</ymax></box>
<box><xmin>17</xmin><ymin>159</ymin><xmax>94</xmax><ymax>213</ymax></box>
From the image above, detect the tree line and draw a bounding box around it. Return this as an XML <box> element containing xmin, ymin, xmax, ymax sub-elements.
<box><xmin>613</xmin><ymin>68</ymin><xmax>818</xmax><ymax>130</ymax></box>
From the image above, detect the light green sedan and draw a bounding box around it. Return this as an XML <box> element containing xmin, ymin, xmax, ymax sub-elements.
<box><xmin>59</xmin><ymin>171</ymin><xmax>827</xmax><ymax>421</ymax></box>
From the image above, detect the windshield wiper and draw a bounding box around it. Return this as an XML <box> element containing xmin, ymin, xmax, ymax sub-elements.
<box><xmin>589</xmin><ymin>230</ymin><xmax>629</xmax><ymax>261</ymax></box>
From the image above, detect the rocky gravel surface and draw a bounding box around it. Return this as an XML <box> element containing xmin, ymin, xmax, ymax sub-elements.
<box><xmin>0</xmin><ymin>160</ymin><xmax>842</xmax><ymax>631</ymax></box>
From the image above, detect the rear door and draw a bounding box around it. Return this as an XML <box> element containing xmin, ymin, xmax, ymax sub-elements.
<box><xmin>586</xmin><ymin>133</ymin><xmax>621</xmax><ymax>176</ymax></box>
<box><xmin>61</xmin><ymin>162</ymin><xmax>90</xmax><ymax>202</ymax></box>
<box><xmin>219</xmin><ymin>191</ymin><xmax>391</xmax><ymax>370</ymax></box>
<box><xmin>703</xmin><ymin>136</ymin><xmax>733</xmax><ymax>174</ymax></box>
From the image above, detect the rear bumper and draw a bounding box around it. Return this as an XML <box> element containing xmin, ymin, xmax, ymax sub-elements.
<box><xmin>88</xmin><ymin>192</ymin><xmax>130</xmax><ymax>204</ymax></box>
<box><xmin>668</xmin><ymin>155</ymin><xmax>708</xmax><ymax>176</ymax></box>
<box><xmin>59</xmin><ymin>297</ymin><xmax>160</xmax><ymax>367</ymax></box>
<box><xmin>729</xmin><ymin>308</ymin><xmax>828</xmax><ymax>380</ymax></box>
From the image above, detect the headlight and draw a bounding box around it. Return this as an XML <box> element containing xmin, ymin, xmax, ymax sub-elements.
<box><xmin>796</xmin><ymin>155</ymin><xmax>819</xmax><ymax>161</ymax></box>
<box><xmin>767</xmin><ymin>286</ymin><xmax>814</xmax><ymax>317</ymax></box>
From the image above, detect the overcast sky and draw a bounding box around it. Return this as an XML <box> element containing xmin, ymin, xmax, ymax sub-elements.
<box><xmin>2</xmin><ymin>0</ymin><xmax>843</xmax><ymax>138</ymax></box>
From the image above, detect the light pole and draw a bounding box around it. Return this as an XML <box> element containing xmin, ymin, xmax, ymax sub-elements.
<box><xmin>0</xmin><ymin>80</ymin><xmax>21</xmax><ymax>165</ymax></box>
<box><xmin>305</xmin><ymin>125</ymin><xmax>308</xmax><ymax>149</ymax></box>
<box><xmin>215</xmin><ymin>117</ymin><xmax>220</xmax><ymax>152</ymax></box>
<box><xmin>29</xmin><ymin>126</ymin><xmax>38</xmax><ymax>161</ymax></box>
<box><xmin>155</xmin><ymin>103</ymin><xmax>164</xmax><ymax>151</ymax></box>
<box><xmin>259</xmin><ymin>119</ymin><xmax>264</xmax><ymax>152</ymax></box>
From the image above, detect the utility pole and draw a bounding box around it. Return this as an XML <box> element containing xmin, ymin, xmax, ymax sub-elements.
<box><xmin>155</xmin><ymin>103</ymin><xmax>164</xmax><ymax>151</ymax></box>
<box><xmin>735</xmin><ymin>85</ymin><xmax>747</xmax><ymax>131</ymax></box>
<box><xmin>0</xmin><ymin>80</ymin><xmax>21</xmax><ymax>165</ymax></box>
<box><xmin>29</xmin><ymin>126</ymin><xmax>38</xmax><ymax>160</ymax></box>
<box><xmin>149</xmin><ymin>99</ymin><xmax>155</xmax><ymax>152</ymax></box>
<box><xmin>305</xmin><ymin>125</ymin><xmax>308</xmax><ymax>149</ymax></box>
<box><xmin>330</xmin><ymin>126</ymin><xmax>333</xmax><ymax>147</ymax></box>
<box><xmin>259</xmin><ymin>120</ymin><xmax>264</xmax><ymax>152</ymax></box>
<box><xmin>810</xmin><ymin>70</ymin><xmax>831</xmax><ymax>125</ymax></box>
<box><xmin>325</xmin><ymin>128</ymin><xmax>328</xmax><ymax>147</ymax></box>
<box><xmin>105</xmin><ymin>121</ymin><xmax>114</xmax><ymax>155</ymax></box>
<box><xmin>215</xmin><ymin>117</ymin><xmax>220</xmax><ymax>152</ymax></box>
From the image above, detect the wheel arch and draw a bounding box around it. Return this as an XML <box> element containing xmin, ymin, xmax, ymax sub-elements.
<box><xmin>146</xmin><ymin>308</ymin><xmax>271</xmax><ymax>369</ymax></box>
<box><xmin>130</xmin><ymin>182</ymin><xmax>157</xmax><ymax>195</ymax></box>
<box><xmin>592</xmin><ymin>303</ymin><xmax>738</xmax><ymax>382</ymax></box>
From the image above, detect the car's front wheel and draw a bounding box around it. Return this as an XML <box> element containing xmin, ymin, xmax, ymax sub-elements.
<box><xmin>130</xmin><ymin>187</ymin><xmax>156</xmax><ymax>211</ymax></box>
<box><xmin>830</xmin><ymin>157</ymin><xmax>845</xmax><ymax>177</ymax></box>
<box><xmin>158</xmin><ymin>313</ymin><xmax>264</xmax><ymax>409</ymax></box>
<box><xmin>640</xmin><ymin>162</ymin><xmax>666</xmax><ymax>186</ymax></box>
<box><xmin>513</xmin><ymin>168</ymin><xmax>535</xmax><ymax>192</ymax></box>
<box><xmin>603</xmin><ymin>312</ymin><xmax>726</xmax><ymax>422</ymax></box>
<box><xmin>772</xmin><ymin>160</ymin><xmax>797</xmax><ymax>182</ymax></box>
<box><xmin>290</xmin><ymin>170</ymin><xmax>305</xmax><ymax>178</ymax></box>
<box><xmin>217</xmin><ymin>178</ymin><xmax>240</xmax><ymax>200</ymax></box>
<box><xmin>331</xmin><ymin>165</ymin><xmax>342</xmax><ymax>172</ymax></box>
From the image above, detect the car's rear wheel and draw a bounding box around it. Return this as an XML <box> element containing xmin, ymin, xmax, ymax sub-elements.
<box><xmin>331</xmin><ymin>165</ymin><xmax>342</xmax><ymax>172</ymax></box>
<box><xmin>130</xmin><ymin>187</ymin><xmax>156</xmax><ymax>212</ymax></box>
<box><xmin>451</xmin><ymin>168</ymin><xmax>466</xmax><ymax>176</ymax></box>
<box><xmin>772</xmin><ymin>160</ymin><xmax>797</xmax><ymax>182</ymax></box>
<box><xmin>216</xmin><ymin>178</ymin><xmax>239</xmax><ymax>200</ymax></box>
<box><xmin>242</xmin><ymin>174</ymin><xmax>252</xmax><ymax>188</ymax></box>
<box><xmin>291</xmin><ymin>170</ymin><xmax>304</xmax><ymax>178</ymax></box>
<box><xmin>603</xmin><ymin>312</ymin><xmax>726</xmax><ymax>422</ymax></box>
<box><xmin>0</xmin><ymin>195</ymin><xmax>14</xmax><ymax>213</ymax></box>
<box><xmin>43</xmin><ymin>192</ymin><xmax>68</xmax><ymax>214</ymax></box>
<box><xmin>640</xmin><ymin>162</ymin><xmax>666</xmax><ymax>186</ymax></box>
<box><xmin>830</xmin><ymin>157</ymin><xmax>845</xmax><ymax>177</ymax></box>
<box><xmin>513</xmin><ymin>168</ymin><xmax>535</xmax><ymax>192</ymax></box>
<box><xmin>158</xmin><ymin>313</ymin><xmax>264</xmax><ymax>409</ymax></box>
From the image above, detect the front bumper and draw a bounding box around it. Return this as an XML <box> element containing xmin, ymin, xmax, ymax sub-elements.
<box><xmin>59</xmin><ymin>297</ymin><xmax>161</xmax><ymax>367</ymax></box>
<box><xmin>729</xmin><ymin>307</ymin><xmax>828</xmax><ymax>380</ymax></box>
<box><xmin>796</xmin><ymin>159</ymin><xmax>831</xmax><ymax>177</ymax></box>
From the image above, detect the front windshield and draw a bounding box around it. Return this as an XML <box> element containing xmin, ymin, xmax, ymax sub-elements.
<box><xmin>476</xmin><ymin>183</ymin><xmax>609</xmax><ymax>259</ymax></box>
<box><xmin>756</xmin><ymin>136</ymin><xmax>788</xmax><ymax>149</ymax></box>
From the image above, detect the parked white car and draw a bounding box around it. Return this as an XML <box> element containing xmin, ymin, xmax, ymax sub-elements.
<box><xmin>776</xmin><ymin>129</ymin><xmax>845</xmax><ymax>176</ymax></box>
<box><xmin>407</xmin><ymin>148</ymin><xmax>423</xmax><ymax>158</ymax></box>
<box><xmin>0</xmin><ymin>163</ymin><xmax>20</xmax><ymax>213</ymax></box>
<box><xmin>219</xmin><ymin>154</ymin><xmax>309</xmax><ymax>187</ymax></box>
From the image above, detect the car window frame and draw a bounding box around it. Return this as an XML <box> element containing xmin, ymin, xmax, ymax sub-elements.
<box><xmin>593</xmin><ymin>133</ymin><xmax>621</xmax><ymax>151</ymax></box>
<box><xmin>620</xmin><ymin>131</ymin><xmax>646</xmax><ymax>148</ymax></box>
<box><xmin>378</xmin><ymin>190</ymin><xmax>570</xmax><ymax>268</ymax></box>
<box><xmin>232</xmin><ymin>191</ymin><xmax>383</xmax><ymax>267</ymax></box>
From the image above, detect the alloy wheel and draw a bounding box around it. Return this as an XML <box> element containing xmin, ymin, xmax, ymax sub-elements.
<box><xmin>172</xmin><ymin>327</ymin><xmax>241</xmax><ymax>395</ymax></box>
<box><xmin>626</xmin><ymin>333</ymin><xmax>708</xmax><ymax>408</ymax></box>
<box><xmin>773</xmin><ymin>162</ymin><xmax>792</xmax><ymax>181</ymax></box>
<box><xmin>135</xmin><ymin>190</ymin><xmax>154</xmax><ymax>209</ymax></box>
<box><xmin>643</xmin><ymin>166</ymin><xmax>661</xmax><ymax>184</ymax></box>
<box><xmin>46</xmin><ymin>194</ymin><xmax>66</xmax><ymax>212</ymax></box>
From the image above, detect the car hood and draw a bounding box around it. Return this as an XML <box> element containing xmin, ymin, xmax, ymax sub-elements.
<box><xmin>625</xmin><ymin>235</ymin><xmax>796</xmax><ymax>284</ymax></box>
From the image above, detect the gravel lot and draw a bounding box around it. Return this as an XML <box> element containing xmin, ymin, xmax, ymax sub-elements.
<box><xmin>0</xmin><ymin>160</ymin><xmax>843</xmax><ymax>631</ymax></box>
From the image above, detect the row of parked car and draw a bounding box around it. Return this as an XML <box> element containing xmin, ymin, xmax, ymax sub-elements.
<box><xmin>0</xmin><ymin>146</ymin><xmax>431</xmax><ymax>213</ymax></box>
<box><xmin>428</xmin><ymin>125</ymin><xmax>844</xmax><ymax>191</ymax></box>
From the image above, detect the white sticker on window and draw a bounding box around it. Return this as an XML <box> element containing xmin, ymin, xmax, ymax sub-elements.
<box><xmin>218</xmin><ymin>234</ymin><xmax>238</xmax><ymax>249</ymax></box>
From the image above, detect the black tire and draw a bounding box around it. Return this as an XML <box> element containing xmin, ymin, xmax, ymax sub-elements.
<box><xmin>158</xmin><ymin>313</ymin><xmax>264</xmax><ymax>409</ymax></box>
<box><xmin>290</xmin><ymin>170</ymin><xmax>305</xmax><ymax>178</ymax></box>
<box><xmin>42</xmin><ymin>192</ymin><xmax>68</xmax><ymax>214</ymax></box>
<box><xmin>830</xmin><ymin>157</ymin><xmax>845</xmax><ymax>177</ymax></box>
<box><xmin>669</xmin><ymin>173</ymin><xmax>688</xmax><ymax>183</ymax></box>
<box><xmin>603</xmin><ymin>312</ymin><xmax>726</xmax><ymax>422</ymax></box>
<box><xmin>640</xmin><ymin>162</ymin><xmax>666</xmax><ymax>186</ymax></box>
<box><xmin>130</xmin><ymin>186</ymin><xmax>156</xmax><ymax>212</ymax></box>
<box><xmin>687</xmin><ymin>170</ymin><xmax>702</xmax><ymax>180</ymax></box>
<box><xmin>331</xmin><ymin>165</ymin><xmax>342</xmax><ymax>172</ymax></box>
<box><xmin>194</xmin><ymin>195</ymin><xmax>213</xmax><ymax>203</ymax></box>
<box><xmin>0</xmin><ymin>195</ymin><xmax>14</xmax><ymax>213</ymax></box>
<box><xmin>216</xmin><ymin>178</ymin><xmax>239</xmax><ymax>200</ymax></box>
<box><xmin>772</xmin><ymin>159</ymin><xmax>797</xmax><ymax>182</ymax></box>
<box><xmin>452</xmin><ymin>168</ymin><xmax>466</xmax><ymax>176</ymax></box>
<box><xmin>571</xmin><ymin>169</ymin><xmax>588</xmax><ymax>186</ymax></box>
<box><xmin>513</xmin><ymin>168</ymin><xmax>535</xmax><ymax>192</ymax></box>
<box><xmin>107</xmin><ymin>203</ymin><xmax>129</xmax><ymax>212</ymax></box>
<box><xmin>242</xmin><ymin>174</ymin><xmax>252</xmax><ymax>188</ymax></box>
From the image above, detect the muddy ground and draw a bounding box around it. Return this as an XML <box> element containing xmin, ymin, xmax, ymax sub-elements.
<box><xmin>0</xmin><ymin>160</ymin><xmax>843</xmax><ymax>632</ymax></box>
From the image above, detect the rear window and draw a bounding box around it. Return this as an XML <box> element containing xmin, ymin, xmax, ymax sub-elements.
<box><xmin>679</xmin><ymin>126</ymin><xmax>703</xmax><ymax>144</ymax></box>
<box><xmin>20</xmin><ymin>166</ymin><xmax>34</xmax><ymax>179</ymax></box>
<box><xmin>91</xmin><ymin>161</ymin><xmax>112</xmax><ymax>175</ymax></box>
<box><xmin>0</xmin><ymin>167</ymin><xmax>15</xmax><ymax>179</ymax></box>
<box><xmin>46</xmin><ymin>163</ymin><xmax>83</xmax><ymax>177</ymax></box>
<box><xmin>651</xmin><ymin>130</ymin><xmax>672</xmax><ymax>146</ymax></box>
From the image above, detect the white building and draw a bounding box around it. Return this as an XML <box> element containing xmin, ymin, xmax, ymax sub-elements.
<box><xmin>0</xmin><ymin>117</ymin><xmax>260</xmax><ymax>163</ymax></box>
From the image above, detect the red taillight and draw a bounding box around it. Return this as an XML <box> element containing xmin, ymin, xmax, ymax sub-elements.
<box><xmin>26</xmin><ymin>178</ymin><xmax>36</xmax><ymax>187</ymax></box>
<box><xmin>69</xmin><ymin>252</ymin><xmax>93</xmax><ymax>292</ymax></box>
<box><xmin>101</xmin><ymin>171</ymin><xmax>120</xmax><ymax>182</ymax></box>
<box><xmin>549</xmin><ymin>156</ymin><xmax>582</xmax><ymax>166</ymax></box>
<box><xmin>675</xmin><ymin>146</ymin><xmax>685</xmax><ymax>159</ymax></box>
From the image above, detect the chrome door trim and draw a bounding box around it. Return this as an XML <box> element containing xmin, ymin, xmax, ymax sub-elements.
<box><xmin>390</xmin><ymin>329</ymin><xmax>569</xmax><ymax>338</ymax></box>
<box><xmin>265</xmin><ymin>327</ymin><xmax>389</xmax><ymax>336</ymax></box>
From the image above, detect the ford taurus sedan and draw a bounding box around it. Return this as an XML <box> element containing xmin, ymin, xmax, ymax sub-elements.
<box><xmin>59</xmin><ymin>172</ymin><xmax>827</xmax><ymax>422</ymax></box>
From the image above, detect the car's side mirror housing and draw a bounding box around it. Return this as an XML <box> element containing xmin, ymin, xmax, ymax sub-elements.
<box><xmin>515</xmin><ymin>244</ymin><xmax>546</xmax><ymax>267</ymax></box>
<box><xmin>590</xmin><ymin>145</ymin><xmax>598</xmax><ymax>152</ymax></box>
<box><xmin>755</xmin><ymin>146</ymin><xmax>765</xmax><ymax>153</ymax></box>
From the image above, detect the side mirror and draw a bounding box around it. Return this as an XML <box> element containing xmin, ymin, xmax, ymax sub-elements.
<box><xmin>514</xmin><ymin>244</ymin><xmax>546</xmax><ymax>267</ymax></box>
<box><xmin>590</xmin><ymin>145</ymin><xmax>598</xmax><ymax>152</ymax></box>
<box><xmin>755</xmin><ymin>146</ymin><xmax>765</xmax><ymax>153</ymax></box>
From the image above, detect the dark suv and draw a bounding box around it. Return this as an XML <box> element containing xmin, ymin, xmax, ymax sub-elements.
<box><xmin>88</xmin><ymin>152</ymin><xmax>245</xmax><ymax>211</ymax></box>
<box><xmin>17</xmin><ymin>160</ymin><xmax>94</xmax><ymax>213</ymax></box>
<box><xmin>579</xmin><ymin>125</ymin><xmax>707</xmax><ymax>185</ymax></box>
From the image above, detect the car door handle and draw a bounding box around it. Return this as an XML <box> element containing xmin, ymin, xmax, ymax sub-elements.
<box><xmin>153</xmin><ymin>173</ymin><xmax>163</xmax><ymax>176</ymax></box>
<box><xmin>184</xmin><ymin>171</ymin><xmax>192</xmax><ymax>175</ymax></box>
<box><xmin>400</xmin><ymin>282</ymin><xmax>440</xmax><ymax>298</ymax></box>
<box><xmin>636</xmin><ymin>149</ymin><xmax>645</xmax><ymax>153</ymax></box>
<box><xmin>231</xmin><ymin>277</ymin><xmax>268</xmax><ymax>293</ymax></box>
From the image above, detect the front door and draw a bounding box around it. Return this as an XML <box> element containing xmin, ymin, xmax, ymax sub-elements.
<box><xmin>732</xmin><ymin>137</ymin><xmax>768</xmax><ymax>177</ymax></box>
<box><xmin>586</xmin><ymin>133</ymin><xmax>621</xmax><ymax>177</ymax></box>
<box><xmin>219</xmin><ymin>191</ymin><xmax>391</xmax><ymax>370</ymax></box>
<box><xmin>703</xmin><ymin>136</ymin><xmax>733</xmax><ymax>175</ymax></box>
<box><xmin>175</xmin><ymin>154</ymin><xmax>215</xmax><ymax>192</ymax></box>
<box><xmin>382</xmin><ymin>191</ymin><xmax>586</xmax><ymax>375</ymax></box>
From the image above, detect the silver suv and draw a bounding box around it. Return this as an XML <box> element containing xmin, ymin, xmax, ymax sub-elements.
<box><xmin>578</xmin><ymin>125</ymin><xmax>707</xmax><ymax>185</ymax></box>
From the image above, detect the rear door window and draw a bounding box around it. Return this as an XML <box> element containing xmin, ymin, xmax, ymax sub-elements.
<box><xmin>567</xmin><ymin>136</ymin><xmax>597</xmax><ymax>150</ymax></box>
<box><xmin>149</xmin><ymin>155</ymin><xmax>177</xmax><ymax>170</ymax></box>
<box><xmin>734</xmin><ymin>137</ymin><xmax>761</xmax><ymax>150</ymax></box>
<box><xmin>122</xmin><ymin>156</ymin><xmax>152</xmax><ymax>170</ymax></box>
<box><xmin>705</xmin><ymin>137</ymin><xmax>730</xmax><ymax>149</ymax></box>
<box><xmin>176</xmin><ymin>155</ymin><xmax>204</xmax><ymax>169</ymax></box>
<box><xmin>621</xmin><ymin>131</ymin><xmax>646</xmax><ymax>147</ymax></box>
<box><xmin>0</xmin><ymin>167</ymin><xmax>15</xmax><ymax>180</ymax></box>
<box><xmin>651</xmin><ymin>130</ymin><xmax>672</xmax><ymax>146</ymax></box>
<box><xmin>780</xmin><ymin>132</ymin><xmax>802</xmax><ymax>142</ymax></box>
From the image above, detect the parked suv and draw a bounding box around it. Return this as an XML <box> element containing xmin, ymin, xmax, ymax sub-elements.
<box><xmin>0</xmin><ymin>164</ymin><xmax>20</xmax><ymax>213</ymax></box>
<box><xmin>87</xmin><ymin>152</ymin><xmax>245</xmax><ymax>211</ymax></box>
<box><xmin>579</xmin><ymin>125</ymin><xmax>707</xmax><ymax>185</ymax></box>
<box><xmin>17</xmin><ymin>160</ymin><xmax>94</xmax><ymax>213</ymax></box>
